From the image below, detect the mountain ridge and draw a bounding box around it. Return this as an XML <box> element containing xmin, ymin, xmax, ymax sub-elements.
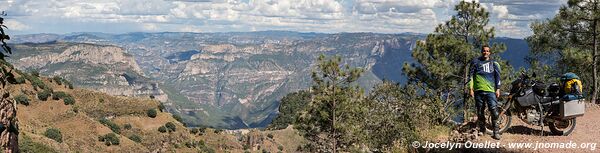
<box><xmin>9</xmin><ymin>32</ymin><xmax>530</xmax><ymax>129</ymax></box>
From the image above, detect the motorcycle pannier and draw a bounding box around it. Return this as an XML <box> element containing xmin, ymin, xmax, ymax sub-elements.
<box><xmin>560</xmin><ymin>99</ymin><xmax>585</xmax><ymax>119</ymax></box>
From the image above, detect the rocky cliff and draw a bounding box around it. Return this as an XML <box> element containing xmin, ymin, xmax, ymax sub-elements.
<box><xmin>9</xmin><ymin>32</ymin><xmax>530</xmax><ymax>129</ymax></box>
<box><xmin>8</xmin><ymin>42</ymin><xmax>167</xmax><ymax>102</ymax></box>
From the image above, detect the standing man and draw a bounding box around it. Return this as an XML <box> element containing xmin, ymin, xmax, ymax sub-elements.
<box><xmin>468</xmin><ymin>45</ymin><xmax>502</xmax><ymax>140</ymax></box>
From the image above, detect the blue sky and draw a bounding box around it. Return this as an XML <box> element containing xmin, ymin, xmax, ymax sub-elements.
<box><xmin>0</xmin><ymin>0</ymin><xmax>565</xmax><ymax>38</ymax></box>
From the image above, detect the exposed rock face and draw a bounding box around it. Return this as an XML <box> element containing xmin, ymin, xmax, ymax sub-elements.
<box><xmin>9</xmin><ymin>43</ymin><xmax>166</xmax><ymax>102</ymax></box>
<box><xmin>10</xmin><ymin>32</ymin><xmax>419</xmax><ymax>129</ymax></box>
<box><xmin>0</xmin><ymin>90</ymin><xmax>17</xmax><ymax>153</ymax></box>
<box><xmin>8</xmin><ymin>32</ymin><xmax>532</xmax><ymax>129</ymax></box>
<box><xmin>0</xmin><ymin>65</ymin><xmax>18</xmax><ymax>153</ymax></box>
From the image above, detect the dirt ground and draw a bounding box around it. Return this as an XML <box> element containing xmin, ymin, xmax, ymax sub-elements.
<box><xmin>470</xmin><ymin>103</ymin><xmax>600</xmax><ymax>153</ymax></box>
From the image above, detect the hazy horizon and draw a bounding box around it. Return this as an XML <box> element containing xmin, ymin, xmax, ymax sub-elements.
<box><xmin>1</xmin><ymin>0</ymin><xmax>566</xmax><ymax>38</ymax></box>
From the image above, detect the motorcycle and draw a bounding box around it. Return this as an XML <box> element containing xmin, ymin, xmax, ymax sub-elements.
<box><xmin>483</xmin><ymin>72</ymin><xmax>585</xmax><ymax>136</ymax></box>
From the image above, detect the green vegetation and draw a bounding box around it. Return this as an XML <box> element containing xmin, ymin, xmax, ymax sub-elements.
<box><xmin>403</xmin><ymin>1</ymin><xmax>512</xmax><ymax>100</ymax></box>
<box><xmin>123</xmin><ymin>123</ymin><xmax>132</xmax><ymax>130</ymax></box>
<box><xmin>172</xmin><ymin>114</ymin><xmax>183</xmax><ymax>124</ymax></box>
<box><xmin>19</xmin><ymin>134</ymin><xmax>58</xmax><ymax>153</ymax></box>
<box><xmin>99</xmin><ymin>118</ymin><xmax>121</xmax><ymax>134</ymax></box>
<box><xmin>158</xmin><ymin>126</ymin><xmax>167</xmax><ymax>133</ymax></box>
<box><xmin>14</xmin><ymin>94</ymin><xmax>30</xmax><ymax>106</ymax></box>
<box><xmin>268</xmin><ymin>90</ymin><xmax>310</xmax><ymax>130</ymax></box>
<box><xmin>165</xmin><ymin>122</ymin><xmax>176</xmax><ymax>132</ymax></box>
<box><xmin>43</xmin><ymin>128</ymin><xmax>62</xmax><ymax>143</ymax></box>
<box><xmin>14</xmin><ymin>76</ymin><xmax>25</xmax><ymax>84</ymax></box>
<box><xmin>98</xmin><ymin>133</ymin><xmax>120</xmax><ymax>146</ymax></box>
<box><xmin>66</xmin><ymin>81</ymin><xmax>73</xmax><ymax>89</ymax></box>
<box><xmin>63</xmin><ymin>97</ymin><xmax>75</xmax><ymax>105</ymax></box>
<box><xmin>527</xmin><ymin>0</ymin><xmax>600</xmax><ymax>103</ymax></box>
<box><xmin>51</xmin><ymin>91</ymin><xmax>69</xmax><ymax>100</ymax></box>
<box><xmin>52</xmin><ymin>76</ymin><xmax>62</xmax><ymax>85</ymax></box>
<box><xmin>128</xmin><ymin>134</ymin><xmax>142</xmax><ymax>143</ymax></box>
<box><xmin>190</xmin><ymin>128</ymin><xmax>199</xmax><ymax>134</ymax></box>
<box><xmin>158</xmin><ymin>103</ymin><xmax>165</xmax><ymax>112</ymax></box>
<box><xmin>37</xmin><ymin>90</ymin><xmax>51</xmax><ymax>101</ymax></box>
<box><xmin>146</xmin><ymin>109</ymin><xmax>157</xmax><ymax>118</ymax></box>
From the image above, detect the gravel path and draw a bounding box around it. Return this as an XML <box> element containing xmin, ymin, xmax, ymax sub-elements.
<box><xmin>473</xmin><ymin>103</ymin><xmax>600</xmax><ymax>153</ymax></box>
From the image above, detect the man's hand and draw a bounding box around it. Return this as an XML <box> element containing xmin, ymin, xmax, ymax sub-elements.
<box><xmin>470</xmin><ymin>89</ymin><xmax>474</xmax><ymax>98</ymax></box>
<box><xmin>495</xmin><ymin>90</ymin><xmax>500</xmax><ymax>98</ymax></box>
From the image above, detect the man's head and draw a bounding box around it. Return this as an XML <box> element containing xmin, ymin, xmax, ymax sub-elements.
<box><xmin>481</xmin><ymin>45</ymin><xmax>491</xmax><ymax>59</ymax></box>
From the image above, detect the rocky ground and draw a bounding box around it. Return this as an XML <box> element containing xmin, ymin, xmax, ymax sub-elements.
<box><xmin>471</xmin><ymin>103</ymin><xmax>600</xmax><ymax>153</ymax></box>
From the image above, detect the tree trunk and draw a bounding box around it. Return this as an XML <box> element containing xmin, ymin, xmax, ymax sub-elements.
<box><xmin>332</xmin><ymin>83</ymin><xmax>337</xmax><ymax>153</ymax></box>
<box><xmin>594</xmin><ymin>3</ymin><xmax>599</xmax><ymax>104</ymax></box>
<box><xmin>594</xmin><ymin>32</ymin><xmax>598</xmax><ymax>104</ymax></box>
<box><xmin>462</xmin><ymin>63</ymin><xmax>470</xmax><ymax>121</ymax></box>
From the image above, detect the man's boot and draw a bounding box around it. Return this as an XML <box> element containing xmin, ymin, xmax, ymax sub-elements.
<box><xmin>477</xmin><ymin>107</ymin><xmax>486</xmax><ymax>136</ymax></box>
<box><xmin>492</xmin><ymin>120</ymin><xmax>501</xmax><ymax>140</ymax></box>
<box><xmin>491</xmin><ymin>108</ymin><xmax>502</xmax><ymax>140</ymax></box>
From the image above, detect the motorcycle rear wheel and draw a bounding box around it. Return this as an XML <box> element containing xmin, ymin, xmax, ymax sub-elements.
<box><xmin>549</xmin><ymin>118</ymin><xmax>576</xmax><ymax>136</ymax></box>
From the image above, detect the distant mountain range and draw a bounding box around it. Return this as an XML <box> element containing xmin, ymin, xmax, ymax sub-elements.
<box><xmin>7</xmin><ymin>31</ymin><xmax>531</xmax><ymax>129</ymax></box>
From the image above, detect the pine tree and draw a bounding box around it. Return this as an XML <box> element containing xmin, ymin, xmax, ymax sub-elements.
<box><xmin>403</xmin><ymin>1</ymin><xmax>511</xmax><ymax>115</ymax></box>
<box><xmin>295</xmin><ymin>54</ymin><xmax>364</xmax><ymax>152</ymax></box>
<box><xmin>526</xmin><ymin>0</ymin><xmax>600</xmax><ymax>103</ymax></box>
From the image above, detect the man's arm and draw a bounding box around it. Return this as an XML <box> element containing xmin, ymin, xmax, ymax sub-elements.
<box><xmin>468</xmin><ymin>59</ymin><xmax>476</xmax><ymax>97</ymax></box>
<box><xmin>494</xmin><ymin>62</ymin><xmax>501</xmax><ymax>97</ymax></box>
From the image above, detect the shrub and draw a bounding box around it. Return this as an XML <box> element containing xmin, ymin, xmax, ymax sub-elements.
<box><xmin>147</xmin><ymin>109</ymin><xmax>157</xmax><ymax>118</ymax></box>
<box><xmin>20</xmin><ymin>134</ymin><xmax>58</xmax><ymax>153</ymax></box>
<box><xmin>165</xmin><ymin>122</ymin><xmax>176</xmax><ymax>132</ymax></box>
<box><xmin>128</xmin><ymin>134</ymin><xmax>142</xmax><ymax>143</ymax></box>
<box><xmin>190</xmin><ymin>128</ymin><xmax>199</xmax><ymax>134</ymax></box>
<box><xmin>214</xmin><ymin>129</ymin><xmax>223</xmax><ymax>134</ymax></box>
<box><xmin>278</xmin><ymin>145</ymin><xmax>284</xmax><ymax>151</ymax></box>
<box><xmin>14</xmin><ymin>77</ymin><xmax>25</xmax><ymax>84</ymax></box>
<box><xmin>267</xmin><ymin>133</ymin><xmax>274</xmax><ymax>139</ymax></box>
<box><xmin>52</xmin><ymin>76</ymin><xmax>62</xmax><ymax>85</ymax></box>
<box><xmin>52</xmin><ymin>91</ymin><xmax>68</xmax><ymax>100</ymax></box>
<box><xmin>43</xmin><ymin>128</ymin><xmax>62</xmax><ymax>143</ymax></box>
<box><xmin>123</xmin><ymin>123</ymin><xmax>132</xmax><ymax>130</ymax></box>
<box><xmin>158</xmin><ymin>103</ymin><xmax>165</xmax><ymax>112</ymax></box>
<box><xmin>37</xmin><ymin>90</ymin><xmax>51</xmax><ymax>101</ymax></box>
<box><xmin>198</xmin><ymin>126</ymin><xmax>207</xmax><ymax>133</ymax></box>
<box><xmin>184</xmin><ymin>140</ymin><xmax>201</xmax><ymax>148</ymax></box>
<box><xmin>149</xmin><ymin>95</ymin><xmax>155</xmax><ymax>99</ymax></box>
<box><xmin>99</xmin><ymin>118</ymin><xmax>121</xmax><ymax>134</ymax></box>
<box><xmin>172</xmin><ymin>114</ymin><xmax>183</xmax><ymax>123</ymax></box>
<box><xmin>30</xmin><ymin>77</ymin><xmax>46</xmax><ymax>90</ymax></box>
<box><xmin>99</xmin><ymin>133</ymin><xmax>120</xmax><ymax>146</ymax></box>
<box><xmin>64</xmin><ymin>80</ymin><xmax>74</xmax><ymax>89</ymax></box>
<box><xmin>158</xmin><ymin>126</ymin><xmax>167</xmax><ymax>133</ymax></box>
<box><xmin>31</xmin><ymin>71</ymin><xmax>39</xmax><ymax>77</ymax></box>
<box><xmin>63</xmin><ymin>97</ymin><xmax>75</xmax><ymax>105</ymax></box>
<box><xmin>72</xmin><ymin>106</ymin><xmax>79</xmax><ymax>113</ymax></box>
<box><xmin>14</xmin><ymin>94</ymin><xmax>30</xmax><ymax>106</ymax></box>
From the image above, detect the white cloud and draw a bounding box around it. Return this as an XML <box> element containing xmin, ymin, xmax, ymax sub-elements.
<box><xmin>492</xmin><ymin>5</ymin><xmax>509</xmax><ymax>19</ymax></box>
<box><xmin>142</xmin><ymin>23</ymin><xmax>159</xmax><ymax>31</ymax></box>
<box><xmin>0</xmin><ymin>0</ymin><xmax>570</xmax><ymax>38</ymax></box>
<box><xmin>4</xmin><ymin>20</ymin><xmax>30</xmax><ymax>31</ymax></box>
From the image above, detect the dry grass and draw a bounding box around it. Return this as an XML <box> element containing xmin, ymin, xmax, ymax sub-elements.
<box><xmin>5</xmin><ymin>64</ymin><xmax>308</xmax><ymax>153</ymax></box>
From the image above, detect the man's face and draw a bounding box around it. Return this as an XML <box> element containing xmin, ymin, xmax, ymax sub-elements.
<box><xmin>482</xmin><ymin>47</ymin><xmax>491</xmax><ymax>58</ymax></box>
